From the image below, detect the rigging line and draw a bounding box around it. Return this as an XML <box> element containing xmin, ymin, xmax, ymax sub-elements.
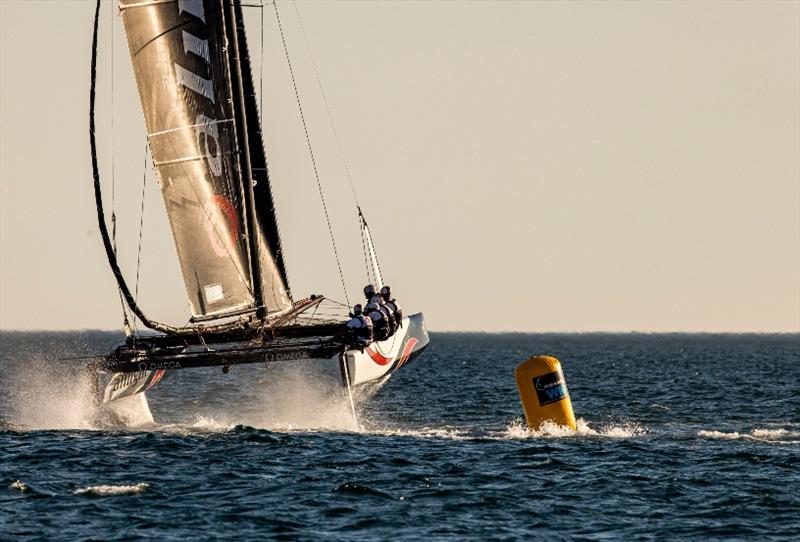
<box><xmin>360</xmin><ymin>224</ymin><xmax>373</xmax><ymax>285</ymax></box>
<box><xmin>260</xmin><ymin>0</ymin><xmax>265</xmax><ymax>121</ymax></box>
<box><xmin>90</xmin><ymin>3</ymin><xmax>256</xmax><ymax>336</ymax></box>
<box><xmin>291</xmin><ymin>0</ymin><xmax>359</xmax><ymax>208</ymax></box>
<box><xmin>359</xmin><ymin>208</ymin><xmax>384</xmax><ymax>286</ymax></box>
<box><xmin>134</xmin><ymin>140</ymin><xmax>148</xmax><ymax>303</ymax></box>
<box><xmin>110</xmin><ymin>0</ymin><xmax>115</xmax><ymax>218</ymax></box>
<box><xmin>109</xmin><ymin>1</ymin><xmax>131</xmax><ymax>333</ymax></box>
<box><xmin>110</xmin><ymin>1</ymin><xmax>117</xmax><ymax>256</ymax></box>
<box><xmin>325</xmin><ymin>298</ymin><xmax>350</xmax><ymax>308</ymax></box>
<box><xmin>90</xmin><ymin>0</ymin><xmax>180</xmax><ymax>335</ymax></box>
<box><xmin>272</xmin><ymin>0</ymin><xmax>350</xmax><ymax>307</ymax></box>
<box><xmin>292</xmin><ymin>1</ymin><xmax>379</xmax><ymax>285</ymax></box>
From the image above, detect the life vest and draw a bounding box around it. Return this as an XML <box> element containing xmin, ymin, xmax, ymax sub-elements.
<box><xmin>366</xmin><ymin>309</ymin><xmax>389</xmax><ymax>341</ymax></box>
<box><xmin>369</xmin><ymin>295</ymin><xmax>396</xmax><ymax>335</ymax></box>
<box><xmin>386</xmin><ymin>299</ymin><xmax>403</xmax><ymax>326</ymax></box>
<box><xmin>346</xmin><ymin>314</ymin><xmax>373</xmax><ymax>344</ymax></box>
<box><xmin>382</xmin><ymin>304</ymin><xmax>397</xmax><ymax>335</ymax></box>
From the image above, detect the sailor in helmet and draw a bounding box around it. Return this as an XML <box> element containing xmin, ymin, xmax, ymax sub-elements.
<box><xmin>363</xmin><ymin>284</ymin><xmax>377</xmax><ymax>301</ymax></box>
<box><xmin>380</xmin><ymin>285</ymin><xmax>403</xmax><ymax>329</ymax></box>
<box><xmin>377</xmin><ymin>293</ymin><xmax>397</xmax><ymax>336</ymax></box>
<box><xmin>364</xmin><ymin>283</ymin><xmax>396</xmax><ymax>337</ymax></box>
<box><xmin>346</xmin><ymin>303</ymin><xmax>373</xmax><ymax>348</ymax></box>
<box><xmin>364</xmin><ymin>301</ymin><xmax>389</xmax><ymax>341</ymax></box>
<box><xmin>372</xmin><ymin>293</ymin><xmax>397</xmax><ymax>337</ymax></box>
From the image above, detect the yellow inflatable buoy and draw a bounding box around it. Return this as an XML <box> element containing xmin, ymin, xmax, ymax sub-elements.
<box><xmin>515</xmin><ymin>356</ymin><xmax>576</xmax><ymax>431</ymax></box>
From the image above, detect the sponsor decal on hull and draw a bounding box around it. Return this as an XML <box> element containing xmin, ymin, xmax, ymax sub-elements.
<box><xmin>145</xmin><ymin>369</ymin><xmax>167</xmax><ymax>392</ymax></box>
<box><xmin>396</xmin><ymin>338</ymin><xmax>418</xmax><ymax>369</ymax></box>
<box><xmin>365</xmin><ymin>336</ymin><xmax>419</xmax><ymax>369</ymax></box>
<box><xmin>365</xmin><ymin>346</ymin><xmax>392</xmax><ymax>366</ymax></box>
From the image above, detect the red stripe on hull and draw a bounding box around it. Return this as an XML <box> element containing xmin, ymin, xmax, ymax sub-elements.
<box><xmin>397</xmin><ymin>338</ymin><xmax>419</xmax><ymax>369</ymax></box>
<box><xmin>366</xmin><ymin>346</ymin><xmax>392</xmax><ymax>366</ymax></box>
<box><xmin>145</xmin><ymin>369</ymin><xmax>166</xmax><ymax>391</ymax></box>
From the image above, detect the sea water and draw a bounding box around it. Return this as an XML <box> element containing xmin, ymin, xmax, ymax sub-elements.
<box><xmin>0</xmin><ymin>332</ymin><xmax>798</xmax><ymax>540</ymax></box>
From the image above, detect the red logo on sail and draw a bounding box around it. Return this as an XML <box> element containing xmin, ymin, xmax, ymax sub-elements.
<box><xmin>205</xmin><ymin>195</ymin><xmax>239</xmax><ymax>257</ymax></box>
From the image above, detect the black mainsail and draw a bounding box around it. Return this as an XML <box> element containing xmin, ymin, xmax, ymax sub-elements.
<box><xmin>119</xmin><ymin>0</ymin><xmax>290</xmax><ymax>319</ymax></box>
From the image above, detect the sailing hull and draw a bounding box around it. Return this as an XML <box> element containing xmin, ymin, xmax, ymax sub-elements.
<box><xmin>341</xmin><ymin>313</ymin><xmax>430</xmax><ymax>386</ymax></box>
<box><xmin>96</xmin><ymin>313</ymin><xmax>429</xmax><ymax>404</ymax></box>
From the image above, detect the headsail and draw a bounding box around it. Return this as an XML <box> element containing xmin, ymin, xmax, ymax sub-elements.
<box><xmin>119</xmin><ymin>0</ymin><xmax>291</xmax><ymax>318</ymax></box>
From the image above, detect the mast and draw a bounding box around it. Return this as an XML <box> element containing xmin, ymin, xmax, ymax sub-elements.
<box><xmin>233</xmin><ymin>0</ymin><xmax>290</xmax><ymax>291</ymax></box>
<box><xmin>222</xmin><ymin>0</ymin><xmax>266</xmax><ymax>321</ymax></box>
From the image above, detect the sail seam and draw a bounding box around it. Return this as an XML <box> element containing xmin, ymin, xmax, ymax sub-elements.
<box><xmin>147</xmin><ymin>118</ymin><xmax>234</xmax><ymax>138</ymax></box>
<box><xmin>119</xmin><ymin>0</ymin><xmax>178</xmax><ymax>12</ymax></box>
<box><xmin>153</xmin><ymin>153</ymin><xmax>234</xmax><ymax>167</ymax></box>
<box><xmin>132</xmin><ymin>20</ymin><xmax>193</xmax><ymax>58</ymax></box>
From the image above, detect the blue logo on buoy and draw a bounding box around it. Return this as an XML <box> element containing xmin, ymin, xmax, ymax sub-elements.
<box><xmin>533</xmin><ymin>371</ymin><xmax>569</xmax><ymax>406</ymax></box>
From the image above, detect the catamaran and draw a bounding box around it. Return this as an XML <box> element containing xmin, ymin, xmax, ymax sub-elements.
<box><xmin>86</xmin><ymin>0</ymin><xmax>429</xmax><ymax>409</ymax></box>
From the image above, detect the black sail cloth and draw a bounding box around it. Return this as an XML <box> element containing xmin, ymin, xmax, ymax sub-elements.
<box><xmin>119</xmin><ymin>0</ymin><xmax>291</xmax><ymax>318</ymax></box>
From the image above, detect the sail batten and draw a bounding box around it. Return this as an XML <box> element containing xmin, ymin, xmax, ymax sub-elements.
<box><xmin>147</xmin><ymin>117</ymin><xmax>233</xmax><ymax>138</ymax></box>
<box><xmin>119</xmin><ymin>0</ymin><xmax>291</xmax><ymax>319</ymax></box>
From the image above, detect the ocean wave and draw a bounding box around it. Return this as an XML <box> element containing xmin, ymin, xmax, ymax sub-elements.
<box><xmin>74</xmin><ymin>483</ymin><xmax>149</xmax><ymax>496</ymax></box>
<box><xmin>362</xmin><ymin>426</ymin><xmax>473</xmax><ymax>440</ymax></box>
<box><xmin>698</xmin><ymin>428</ymin><xmax>799</xmax><ymax>444</ymax></box>
<box><xmin>190</xmin><ymin>416</ymin><xmax>232</xmax><ymax>431</ymax></box>
<box><xmin>503</xmin><ymin>418</ymin><xmax>646</xmax><ymax>439</ymax></box>
<box><xmin>751</xmin><ymin>428</ymin><xmax>790</xmax><ymax>439</ymax></box>
<box><xmin>333</xmin><ymin>483</ymin><xmax>394</xmax><ymax>499</ymax></box>
<box><xmin>9</xmin><ymin>480</ymin><xmax>30</xmax><ymax>492</ymax></box>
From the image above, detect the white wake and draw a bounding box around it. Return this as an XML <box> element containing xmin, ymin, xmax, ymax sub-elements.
<box><xmin>74</xmin><ymin>483</ymin><xmax>149</xmax><ymax>496</ymax></box>
<box><xmin>698</xmin><ymin>428</ymin><xmax>799</xmax><ymax>444</ymax></box>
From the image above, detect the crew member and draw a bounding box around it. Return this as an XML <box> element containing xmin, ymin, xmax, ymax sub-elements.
<box><xmin>369</xmin><ymin>292</ymin><xmax>396</xmax><ymax>336</ymax></box>
<box><xmin>380</xmin><ymin>285</ymin><xmax>403</xmax><ymax>328</ymax></box>
<box><xmin>364</xmin><ymin>302</ymin><xmax>389</xmax><ymax>341</ymax></box>
<box><xmin>346</xmin><ymin>304</ymin><xmax>373</xmax><ymax>348</ymax></box>
<box><xmin>365</xmin><ymin>283</ymin><xmax>396</xmax><ymax>336</ymax></box>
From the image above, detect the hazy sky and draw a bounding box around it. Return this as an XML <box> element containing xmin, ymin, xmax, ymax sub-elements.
<box><xmin>1</xmin><ymin>0</ymin><xmax>798</xmax><ymax>332</ymax></box>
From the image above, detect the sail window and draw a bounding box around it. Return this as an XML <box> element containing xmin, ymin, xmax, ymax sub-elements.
<box><xmin>204</xmin><ymin>284</ymin><xmax>224</xmax><ymax>304</ymax></box>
